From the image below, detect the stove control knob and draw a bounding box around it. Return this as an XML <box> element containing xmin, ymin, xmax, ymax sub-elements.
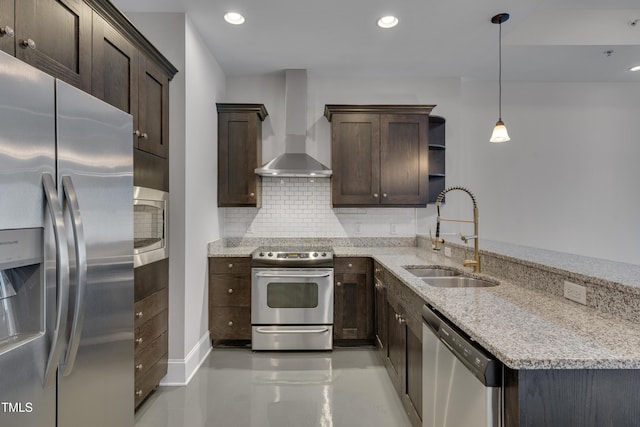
<box><xmin>259</xmin><ymin>252</ymin><xmax>265</xmax><ymax>257</ymax></box>
<box><xmin>268</xmin><ymin>252</ymin><xmax>273</xmax><ymax>257</ymax></box>
<box><xmin>321</xmin><ymin>252</ymin><xmax>327</xmax><ymax>257</ymax></box>
<box><xmin>313</xmin><ymin>252</ymin><xmax>318</xmax><ymax>257</ymax></box>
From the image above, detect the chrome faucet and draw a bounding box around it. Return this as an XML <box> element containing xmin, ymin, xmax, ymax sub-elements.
<box><xmin>431</xmin><ymin>186</ymin><xmax>481</xmax><ymax>273</ymax></box>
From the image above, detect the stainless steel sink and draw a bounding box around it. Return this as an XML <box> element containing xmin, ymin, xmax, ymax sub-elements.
<box><xmin>404</xmin><ymin>267</ymin><xmax>462</xmax><ymax>277</ymax></box>
<box><xmin>422</xmin><ymin>276</ymin><xmax>498</xmax><ymax>288</ymax></box>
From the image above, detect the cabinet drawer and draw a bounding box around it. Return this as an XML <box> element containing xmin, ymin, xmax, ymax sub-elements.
<box><xmin>210</xmin><ymin>257</ymin><xmax>251</xmax><ymax>275</ymax></box>
<box><xmin>134</xmin><ymin>357</ymin><xmax>167</xmax><ymax>407</ymax></box>
<box><xmin>135</xmin><ymin>332</ymin><xmax>168</xmax><ymax>381</ymax></box>
<box><xmin>134</xmin><ymin>258</ymin><xmax>169</xmax><ymax>302</ymax></box>
<box><xmin>134</xmin><ymin>288</ymin><xmax>168</xmax><ymax>329</ymax></box>
<box><xmin>335</xmin><ymin>257</ymin><xmax>371</xmax><ymax>274</ymax></box>
<box><xmin>210</xmin><ymin>307</ymin><xmax>251</xmax><ymax>340</ymax></box>
<box><xmin>135</xmin><ymin>310</ymin><xmax>168</xmax><ymax>355</ymax></box>
<box><xmin>210</xmin><ymin>275</ymin><xmax>251</xmax><ymax>307</ymax></box>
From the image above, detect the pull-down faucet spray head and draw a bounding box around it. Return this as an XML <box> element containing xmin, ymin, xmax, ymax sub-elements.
<box><xmin>431</xmin><ymin>186</ymin><xmax>481</xmax><ymax>273</ymax></box>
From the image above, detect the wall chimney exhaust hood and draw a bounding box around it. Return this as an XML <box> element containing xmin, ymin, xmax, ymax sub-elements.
<box><xmin>255</xmin><ymin>70</ymin><xmax>332</xmax><ymax>177</ymax></box>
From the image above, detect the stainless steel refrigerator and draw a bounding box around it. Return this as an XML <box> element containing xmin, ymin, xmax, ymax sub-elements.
<box><xmin>0</xmin><ymin>51</ymin><xmax>134</xmax><ymax>426</ymax></box>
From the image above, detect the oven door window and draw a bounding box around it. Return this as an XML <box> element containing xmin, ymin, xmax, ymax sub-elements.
<box><xmin>266</xmin><ymin>282</ymin><xmax>318</xmax><ymax>308</ymax></box>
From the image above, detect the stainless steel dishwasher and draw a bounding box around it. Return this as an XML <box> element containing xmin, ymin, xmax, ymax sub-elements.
<box><xmin>422</xmin><ymin>305</ymin><xmax>503</xmax><ymax>427</ymax></box>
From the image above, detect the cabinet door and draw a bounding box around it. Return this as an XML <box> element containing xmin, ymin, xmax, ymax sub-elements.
<box><xmin>0</xmin><ymin>0</ymin><xmax>14</xmax><ymax>55</ymax></box>
<box><xmin>331</xmin><ymin>113</ymin><xmax>381</xmax><ymax>206</ymax></box>
<box><xmin>380</xmin><ymin>114</ymin><xmax>429</xmax><ymax>205</ymax></box>
<box><xmin>334</xmin><ymin>272</ymin><xmax>373</xmax><ymax>340</ymax></box>
<box><xmin>138</xmin><ymin>55</ymin><xmax>169</xmax><ymax>158</ymax></box>
<box><xmin>15</xmin><ymin>0</ymin><xmax>91</xmax><ymax>91</ymax></box>
<box><xmin>374</xmin><ymin>266</ymin><xmax>387</xmax><ymax>356</ymax></box>
<box><xmin>404</xmin><ymin>318</ymin><xmax>423</xmax><ymax>424</ymax></box>
<box><xmin>218</xmin><ymin>112</ymin><xmax>260</xmax><ymax>206</ymax></box>
<box><xmin>91</xmin><ymin>13</ymin><xmax>139</xmax><ymax>147</ymax></box>
<box><xmin>386</xmin><ymin>299</ymin><xmax>405</xmax><ymax>395</ymax></box>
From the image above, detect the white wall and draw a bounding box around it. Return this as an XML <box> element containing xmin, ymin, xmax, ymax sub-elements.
<box><xmin>127</xmin><ymin>12</ymin><xmax>225</xmax><ymax>384</ymax></box>
<box><xmin>224</xmin><ymin>75</ymin><xmax>463</xmax><ymax>238</ymax></box>
<box><xmin>455</xmin><ymin>80</ymin><xmax>640</xmax><ymax>264</ymax></box>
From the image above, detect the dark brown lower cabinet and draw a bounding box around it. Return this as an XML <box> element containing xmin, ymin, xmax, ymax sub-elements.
<box><xmin>504</xmin><ymin>368</ymin><xmax>640</xmax><ymax>427</ymax></box>
<box><xmin>379</xmin><ymin>269</ymin><xmax>423</xmax><ymax>427</ymax></box>
<box><xmin>209</xmin><ymin>257</ymin><xmax>252</xmax><ymax>344</ymax></box>
<box><xmin>333</xmin><ymin>258</ymin><xmax>374</xmax><ymax>344</ymax></box>
<box><xmin>134</xmin><ymin>258</ymin><xmax>169</xmax><ymax>408</ymax></box>
<box><xmin>374</xmin><ymin>262</ymin><xmax>387</xmax><ymax>360</ymax></box>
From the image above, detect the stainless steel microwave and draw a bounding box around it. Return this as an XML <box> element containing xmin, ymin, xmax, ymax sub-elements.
<box><xmin>133</xmin><ymin>186</ymin><xmax>168</xmax><ymax>268</ymax></box>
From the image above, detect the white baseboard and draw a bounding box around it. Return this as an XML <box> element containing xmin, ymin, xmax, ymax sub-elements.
<box><xmin>160</xmin><ymin>332</ymin><xmax>211</xmax><ymax>386</ymax></box>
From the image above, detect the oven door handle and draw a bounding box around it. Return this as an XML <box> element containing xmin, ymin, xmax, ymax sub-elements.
<box><xmin>255</xmin><ymin>272</ymin><xmax>331</xmax><ymax>278</ymax></box>
<box><xmin>255</xmin><ymin>327</ymin><xmax>330</xmax><ymax>334</ymax></box>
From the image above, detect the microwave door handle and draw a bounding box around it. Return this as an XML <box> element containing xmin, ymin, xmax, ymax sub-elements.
<box><xmin>255</xmin><ymin>272</ymin><xmax>331</xmax><ymax>278</ymax></box>
<box><xmin>42</xmin><ymin>173</ymin><xmax>70</xmax><ymax>387</ymax></box>
<box><xmin>60</xmin><ymin>176</ymin><xmax>87</xmax><ymax>377</ymax></box>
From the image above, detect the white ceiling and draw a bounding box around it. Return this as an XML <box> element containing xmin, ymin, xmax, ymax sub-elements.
<box><xmin>111</xmin><ymin>0</ymin><xmax>640</xmax><ymax>82</ymax></box>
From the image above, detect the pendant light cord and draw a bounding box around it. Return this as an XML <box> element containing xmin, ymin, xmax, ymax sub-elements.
<box><xmin>498</xmin><ymin>21</ymin><xmax>502</xmax><ymax>121</ymax></box>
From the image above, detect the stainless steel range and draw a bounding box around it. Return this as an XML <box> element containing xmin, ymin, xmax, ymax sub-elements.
<box><xmin>251</xmin><ymin>248</ymin><xmax>334</xmax><ymax>350</ymax></box>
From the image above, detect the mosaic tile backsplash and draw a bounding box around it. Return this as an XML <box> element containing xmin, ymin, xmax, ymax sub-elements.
<box><xmin>223</xmin><ymin>177</ymin><xmax>417</xmax><ymax>238</ymax></box>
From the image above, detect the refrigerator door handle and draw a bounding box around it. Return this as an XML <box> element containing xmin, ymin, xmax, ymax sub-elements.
<box><xmin>42</xmin><ymin>173</ymin><xmax>70</xmax><ymax>387</ymax></box>
<box><xmin>61</xmin><ymin>176</ymin><xmax>87</xmax><ymax>377</ymax></box>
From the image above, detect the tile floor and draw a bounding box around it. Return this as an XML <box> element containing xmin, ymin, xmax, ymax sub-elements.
<box><xmin>134</xmin><ymin>347</ymin><xmax>411</xmax><ymax>427</ymax></box>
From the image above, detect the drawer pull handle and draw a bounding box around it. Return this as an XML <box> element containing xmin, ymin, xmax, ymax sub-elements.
<box><xmin>228</xmin><ymin>263</ymin><xmax>233</xmax><ymax>269</ymax></box>
<box><xmin>227</xmin><ymin>288</ymin><xmax>233</xmax><ymax>294</ymax></box>
<box><xmin>136</xmin><ymin>390</ymin><xmax>143</xmax><ymax>397</ymax></box>
<box><xmin>373</xmin><ymin>193</ymin><xmax>379</xmax><ymax>198</ymax></box>
<box><xmin>136</xmin><ymin>338</ymin><xmax>143</xmax><ymax>345</ymax></box>
<box><xmin>136</xmin><ymin>364</ymin><xmax>143</xmax><ymax>371</ymax></box>
<box><xmin>228</xmin><ymin>321</ymin><xmax>234</xmax><ymax>327</ymax></box>
<box><xmin>135</xmin><ymin>311</ymin><xmax>143</xmax><ymax>319</ymax></box>
<box><xmin>336</xmin><ymin>281</ymin><xmax>342</xmax><ymax>287</ymax></box>
<box><xmin>348</xmin><ymin>263</ymin><xmax>353</xmax><ymax>268</ymax></box>
<box><xmin>141</xmin><ymin>132</ymin><xmax>148</xmax><ymax>140</ymax></box>
<box><xmin>250</xmin><ymin>192</ymin><xmax>255</xmax><ymax>197</ymax></box>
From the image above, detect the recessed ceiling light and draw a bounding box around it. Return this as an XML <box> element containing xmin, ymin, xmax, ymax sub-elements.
<box><xmin>377</xmin><ymin>15</ymin><xmax>398</xmax><ymax>29</ymax></box>
<box><xmin>224</xmin><ymin>12</ymin><xmax>245</xmax><ymax>25</ymax></box>
<box><xmin>630</xmin><ymin>65</ymin><xmax>640</xmax><ymax>72</ymax></box>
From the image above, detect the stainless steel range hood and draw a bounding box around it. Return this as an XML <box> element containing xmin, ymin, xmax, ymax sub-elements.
<box><xmin>255</xmin><ymin>70</ymin><xmax>332</xmax><ymax>177</ymax></box>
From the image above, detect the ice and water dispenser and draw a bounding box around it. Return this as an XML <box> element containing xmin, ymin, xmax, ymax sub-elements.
<box><xmin>0</xmin><ymin>229</ymin><xmax>43</xmax><ymax>352</ymax></box>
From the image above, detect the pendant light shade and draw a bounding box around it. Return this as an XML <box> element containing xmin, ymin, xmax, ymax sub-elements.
<box><xmin>490</xmin><ymin>120</ymin><xmax>510</xmax><ymax>142</ymax></box>
<box><xmin>490</xmin><ymin>13</ymin><xmax>510</xmax><ymax>143</ymax></box>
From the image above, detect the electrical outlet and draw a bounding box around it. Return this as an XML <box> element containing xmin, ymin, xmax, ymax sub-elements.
<box><xmin>444</xmin><ymin>247</ymin><xmax>452</xmax><ymax>257</ymax></box>
<box><xmin>564</xmin><ymin>281</ymin><xmax>587</xmax><ymax>305</ymax></box>
<box><xmin>390</xmin><ymin>224</ymin><xmax>398</xmax><ymax>235</ymax></box>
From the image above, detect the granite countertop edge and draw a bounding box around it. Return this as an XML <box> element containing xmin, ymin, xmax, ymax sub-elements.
<box><xmin>207</xmin><ymin>241</ymin><xmax>640</xmax><ymax>370</ymax></box>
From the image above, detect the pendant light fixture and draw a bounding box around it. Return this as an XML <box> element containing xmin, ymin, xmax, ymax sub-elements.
<box><xmin>490</xmin><ymin>13</ymin><xmax>510</xmax><ymax>143</ymax></box>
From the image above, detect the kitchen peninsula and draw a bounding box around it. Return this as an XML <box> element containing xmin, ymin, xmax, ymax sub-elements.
<box><xmin>208</xmin><ymin>236</ymin><xmax>640</xmax><ymax>426</ymax></box>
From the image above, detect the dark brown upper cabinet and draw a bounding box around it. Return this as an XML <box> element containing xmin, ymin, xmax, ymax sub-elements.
<box><xmin>14</xmin><ymin>0</ymin><xmax>92</xmax><ymax>91</ymax></box>
<box><xmin>217</xmin><ymin>103</ymin><xmax>268</xmax><ymax>207</ymax></box>
<box><xmin>325</xmin><ymin>105</ymin><xmax>434</xmax><ymax>207</ymax></box>
<box><xmin>137</xmin><ymin>56</ymin><xmax>169</xmax><ymax>158</ymax></box>
<box><xmin>428</xmin><ymin>115</ymin><xmax>446</xmax><ymax>203</ymax></box>
<box><xmin>92</xmin><ymin>12</ymin><xmax>170</xmax><ymax>159</ymax></box>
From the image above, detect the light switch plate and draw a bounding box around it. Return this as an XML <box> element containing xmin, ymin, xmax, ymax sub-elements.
<box><xmin>444</xmin><ymin>247</ymin><xmax>452</xmax><ymax>257</ymax></box>
<box><xmin>564</xmin><ymin>280</ymin><xmax>587</xmax><ymax>305</ymax></box>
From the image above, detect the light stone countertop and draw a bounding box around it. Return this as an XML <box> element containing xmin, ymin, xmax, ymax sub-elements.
<box><xmin>208</xmin><ymin>242</ymin><xmax>640</xmax><ymax>370</ymax></box>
